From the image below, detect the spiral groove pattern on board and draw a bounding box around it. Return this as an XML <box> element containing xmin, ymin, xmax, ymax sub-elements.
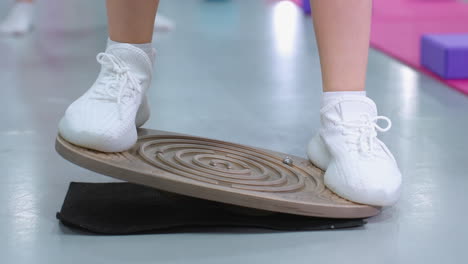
<box><xmin>138</xmin><ymin>135</ymin><xmax>313</xmax><ymax>193</ymax></box>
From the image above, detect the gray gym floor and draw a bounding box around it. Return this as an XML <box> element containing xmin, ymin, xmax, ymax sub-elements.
<box><xmin>1</xmin><ymin>0</ymin><xmax>467</xmax><ymax>263</ymax></box>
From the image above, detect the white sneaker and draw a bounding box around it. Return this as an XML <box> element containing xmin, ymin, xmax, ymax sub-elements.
<box><xmin>154</xmin><ymin>14</ymin><xmax>175</xmax><ymax>32</ymax></box>
<box><xmin>0</xmin><ymin>2</ymin><xmax>34</xmax><ymax>35</ymax></box>
<box><xmin>307</xmin><ymin>96</ymin><xmax>402</xmax><ymax>206</ymax></box>
<box><xmin>59</xmin><ymin>44</ymin><xmax>153</xmax><ymax>152</ymax></box>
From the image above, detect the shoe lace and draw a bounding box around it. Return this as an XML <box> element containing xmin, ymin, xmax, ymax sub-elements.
<box><xmin>332</xmin><ymin>113</ymin><xmax>393</xmax><ymax>158</ymax></box>
<box><xmin>91</xmin><ymin>52</ymin><xmax>142</xmax><ymax>120</ymax></box>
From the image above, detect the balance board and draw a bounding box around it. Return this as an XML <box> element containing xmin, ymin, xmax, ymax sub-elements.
<box><xmin>55</xmin><ymin>128</ymin><xmax>380</xmax><ymax>219</ymax></box>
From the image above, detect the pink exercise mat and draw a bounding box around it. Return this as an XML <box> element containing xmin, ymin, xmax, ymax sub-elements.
<box><xmin>370</xmin><ymin>0</ymin><xmax>468</xmax><ymax>95</ymax></box>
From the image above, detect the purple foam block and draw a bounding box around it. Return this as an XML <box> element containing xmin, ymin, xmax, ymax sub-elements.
<box><xmin>302</xmin><ymin>0</ymin><xmax>311</xmax><ymax>14</ymax></box>
<box><xmin>421</xmin><ymin>34</ymin><xmax>468</xmax><ymax>79</ymax></box>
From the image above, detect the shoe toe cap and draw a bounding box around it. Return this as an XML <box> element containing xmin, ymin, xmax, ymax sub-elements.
<box><xmin>58</xmin><ymin>108</ymin><xmax>135</xmax><ymax>153</ymax></box>
<box><xmin>325</xmin><ymin>159</ymin><xmax>402</xmax><ymax>206</ymax></box>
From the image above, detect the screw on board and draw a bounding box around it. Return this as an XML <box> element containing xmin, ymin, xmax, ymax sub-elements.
<box><xmin>283</xmin><ymin>156</ymin><xmax>294</xmax><ymax>166</ymax></box>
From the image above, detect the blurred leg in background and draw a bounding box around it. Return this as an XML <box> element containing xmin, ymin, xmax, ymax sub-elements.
<box><xmin>0</xmin><ymin>0</ymin><xmax>35</xmax><ymax>35</ymax></box>
<box><xmin>155</xmin><ymin>13</ymin><xmax>175</xmax><ymax>32</ymax></box>
<box><xmin>58</xmin><ymin>0</ymin><xmax>160</xmax><ymax>152</ymax></box>
<box><xmin>0</xmin><ymin>0</ymin><xmax>172</xmax><ymax>36</ymax></box>
<box><xmin>307</xmin><ymin>0</ymin><xmax>402</xmax><ymax>206</ymax></box>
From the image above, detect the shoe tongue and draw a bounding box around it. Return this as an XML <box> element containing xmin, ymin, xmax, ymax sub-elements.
<box><xmin>338</xmin><ymin>97</ymin><xmax>377</xmax><ymax>121</ymax></box>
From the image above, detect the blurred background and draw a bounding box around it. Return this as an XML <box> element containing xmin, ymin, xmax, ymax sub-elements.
<box><xmin>0</xmin><ymin>0</ymin><xmax>467</xmax><ymax>263</ymax></box>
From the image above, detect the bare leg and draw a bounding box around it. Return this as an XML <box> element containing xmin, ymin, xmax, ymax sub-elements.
<box><xmin>310</xmin><ymin>0</ymin><xmax>372</xmax><ymax>92</ymax></box>
<box><xmin>107</xmin><ymin>0</ymin><xmax>160</xmax><ymax>43</ymax></box>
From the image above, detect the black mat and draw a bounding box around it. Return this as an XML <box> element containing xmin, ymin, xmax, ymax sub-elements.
<box><xmin>56</xmin><ymin>182</ymin><xmax>366</xmax><ymax>234</ymax></box>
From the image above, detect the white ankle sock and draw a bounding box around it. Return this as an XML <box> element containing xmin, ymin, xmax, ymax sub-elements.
<box><xmin>107</xmin><ymin>38</ymin><xmax>154</xmax><ymax>60</ymax></box>
<box><xmin>321</xmin><ymin>91</ymin><xmax>366</xmax><ymax>108</ymax></box>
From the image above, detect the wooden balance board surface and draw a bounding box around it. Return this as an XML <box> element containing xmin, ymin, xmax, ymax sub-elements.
<box><xmin>55</xmin><ymin>129</ymin><xmax>380</xmax><ymax>219</ymax></box>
